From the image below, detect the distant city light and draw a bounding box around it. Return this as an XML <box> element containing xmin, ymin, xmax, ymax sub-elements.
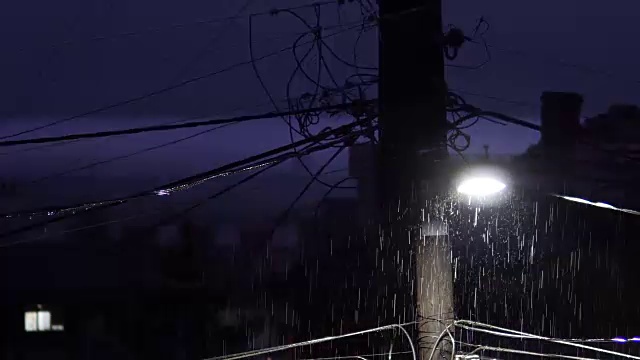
<box><xmin>612</xmin><ymin>337</ymin><xmax>627</xmax><ymax>343</ymax></box>
<box><xmin>457</xmin><ymin>176</ymin><xmax>506</xmax><ymax>197</ymax></box>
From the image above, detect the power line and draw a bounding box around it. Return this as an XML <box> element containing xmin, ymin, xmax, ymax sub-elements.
<box><xmin>0</xmin><ymin>9</ymin><xmax>86</xmax><ymax>122</ymax></box>
<box><xmin>24</xmin><ymin>98</ymin><xmax>290</xmax><ymax>183</ymax></box>
<box><xmin>271</xmin><ymin>145</ymin><xmax>347</xmax><ymax>232</ymax></box>
<box><xmin>9</xmin><ymin>1</ymin><xmax>340</xmax><ymax>54</ymax></box>
<box><xmin>0</xmin><ymin>2</ymin><xmax>340</xmax><ymax>127</ymax></box>
<box><xmin>0</xmin><ymin>161</ymin><xmax>287</xmax><ymax>248</ymax></box>
<box><xmin>0</xmin><ymin>20</ymin><xmax>370</xmax><ymax>141</ymax></box>
<box><xmin>248</xmin><ymin>4</ymin><xmax>377</xmax><ymax>190</ymax></box>
<box><xmin>0</xmin><ymin>118</ymin><xmax>374</xmax><ymax>242</ymax></box>
<box><xmin>313</xmin><ymin>176</ymin><xmax>356</xmax><ymax>229</ymax></box>
<box><xmin>164</xmin><ymin>0</ymin><xmax>259</xmax><ymax>89</ymax></box>
<box><xmin>10</xmin><ymin>14</ymin><xmax>248</xmax><ymax>54</ymax></box>
<box><xmin>153</xmin><ymin>162</ymin><xmax>285</xmax><ymax>229</ymax></box>
<box><xmin>448</xmin><ymin>95</ymin><xmax>640</xmax><ymax>167</ymax></box>
<box><xmin>487</xmin><ymin>43</ymin><xmax>640</xmax><ymax>87</ymax></box>
<box><xmin>449</xmin><ymin>88</ymin><xmax>538</xmax><ymax>109</ymax></box>
<box><xmin>27</xmin><ymin>122</ymin><xmax>236</xmax><ymax>184</ymax></box>
<box><xmin>0</xmin><ymin>5</ymin><xmax>423</xmax><ymax>141</ymax></box>
<box><xmin>445</xmin><ymin>93</ymin><xmax>541</xmax><ymax>132</ymax></box>
<box><xmin>0</xmin><ymin>98</ymin><xmax>287</xmax><ymax>157</ymax></box>
<box><xmin>0</xmin><ymin>160</ymin><xmax>359</xmax><ymax>248</ymax></box>
<box><xmin>474</xmin><ymin>110</ymin><xmax>540</xmax><ymax>131</ymax></box>
<box><xmin>0</xmin><ymin>135</ymin><xmax>361</xmax><ymax>243</ymax></box>
<box><xmin>0</xmin><ymin>99</ymin><xmax>376</xmax><ymax>148</ymax></box>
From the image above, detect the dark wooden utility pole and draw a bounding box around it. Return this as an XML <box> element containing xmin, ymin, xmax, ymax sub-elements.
<box><xmin>378</xmin><ymin>0</ymin><xmax>452</xmax><ymax>359</ymax></box>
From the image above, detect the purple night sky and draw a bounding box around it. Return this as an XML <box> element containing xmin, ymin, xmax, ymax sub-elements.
<box><xmin>1</xmin><ymin>0</ymin><xmax>639</xmax><ymax>210</ymax></box>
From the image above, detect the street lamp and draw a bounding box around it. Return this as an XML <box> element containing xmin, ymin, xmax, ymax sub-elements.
<box><xmin>457</xmin><ymin>176</ymin><xmax>506</xmax><ymax>197</ymax></box>
<box><xmin>455</xmin><ymin>165</ymin><xmax>508</xmax><ymax>198</ymax></box>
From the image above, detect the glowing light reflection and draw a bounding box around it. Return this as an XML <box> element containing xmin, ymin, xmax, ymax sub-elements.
<box><xmin>457</xmin><ymin>177</ymin><xmax>506</xmax><ymax>197</ymax></box>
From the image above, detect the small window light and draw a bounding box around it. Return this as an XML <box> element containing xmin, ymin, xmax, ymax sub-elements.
<box><xmin>37</xmin><ymin>311</ymin><xmax>51</xmax><ymax>331</ymax></box>
<box><xmin>25</xmin><ymin>312</ymin><xmax>37</xmax><ymax>332</ymax></box>
<box><xmin>24</xmin><ymin>310</ymin><xmax>54</xmax><ymax>332</ymax></box>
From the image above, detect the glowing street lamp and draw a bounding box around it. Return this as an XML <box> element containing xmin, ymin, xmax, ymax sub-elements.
<box><xmin>457</xmin><ymin>176</ymin><xmax>506</xmax><ymax>197</ymax></box>
<box><xmin>454</xmin><ymin>163</ymin><xmax>509</xmax><ymax>198</ymax></box>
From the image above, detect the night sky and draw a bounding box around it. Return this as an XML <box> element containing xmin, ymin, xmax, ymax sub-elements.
<box><xmin>1</xmin><ymin>0</ymin><xmax>639</xmax><ymax>209</ymax></box>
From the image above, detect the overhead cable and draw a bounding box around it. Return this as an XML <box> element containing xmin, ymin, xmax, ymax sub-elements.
<box><xmin>249</xmin><ymin>4</ymin><xmax>377</xmax><ymax>190</ymax></box>
<box><xmin>0</xmin><ymin>129</ymin><xmax>370</xmax><ymax>242</ymax></box>
<box><xmin>448</xmin><ymin>88</ymin><xmax>538</xmax><ymax>109</ymax></box>
<box><xmin>0</xmin><ymin>19</ymin><xmax>370</xmax><ymax>141</ymax></box>
<box><xmin>487</xmin><ymin>43</ymin><xmax>640</xmax><ymax>87</ymax></box>
<box><xmin>164</xmin><ymin>0</ymin><xmax>260</xmax><ymax>90</ymax></box>
<box><xmin>0</xmin><ymin>116</ymin><xmax>374</xmax><ymax>230</ymax></box>
<box><xmin>0</xmin><ymin>4</ymin><xmax>436</xmax><ymax>140</ymax></box>
<box><xmin>25</xmin><ymin>98</ymin><xmax>293</xmax><ymax>184</ymax></box>
<box><xmin>271</xmin><ymin>144</ymin><xmax>348</xmax><ymax>231</ymax></box>
<box><xmin>202</xmin><ymin>323</ymin><xmax>416</xmax><ymax>360</ymax></box>
<box><xmin>454</xmin><ymin>320</ymin><xmax>640</xmax><ymax>360</ymax></box>
<box><xmin>0</xmin><ymin>99</ymin><xmax>376</xmax><ymax>148</ymax></box>
<box><xmin>0</xmin><ymin>98</ymin><xmax>288</xmax><ymax>157</ymax></box>
<box><xmin>0</xmin><ymin>162</ymin><xmax>360</xmax><ymax>248</ymax></box>
<box><xmin>0</xmin><ymin>137</ymin><xmax>359</xmax><ymax>248</ymax></box>
<box><xmin>0</xmin><ymin>161</ymin><xmax>285</xmax><ymax>248</ymax></box>
<box><xmin>11</xmin><ymin>1</ymin><xmax>340</xmax><ymax>54</ymax></box>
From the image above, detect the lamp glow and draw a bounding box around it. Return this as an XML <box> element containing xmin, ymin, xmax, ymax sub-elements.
<box><xmin>457</xmin><ymin>177</ymin><xmax>506</xmax><ymax>197</ymax></box>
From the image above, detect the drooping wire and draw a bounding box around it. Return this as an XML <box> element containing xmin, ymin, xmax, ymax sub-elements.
<box><xmin>0</xmin><ymin>19</ymin><xmax>368</xmax><ymax>141</ymax></box>
<box><xmin>0</xmin><ymin>94</ymin><xmax>293</xmax><ymax>158</ymax></box>
<box><xmin>27</xmin><ymin>122</ymin><xmax>236</xmax><ymax>184</ymax></box>
<box><xmin>448</xmin><ymin>88</ymin><xmax>538</xmax><ymax>110</ymax></box>
<box><xmin>0</xmin><ymin>141</ymin><xmax>348</xmax><ymax>248</ymax></box>
<box><xmin>444</xmin><ymin>18</ymin><xmax>491</xmax><ymax>70</ymax></box>
<box><xmin>249</xmin><ymin>4</ymin><xmax>378</xmax><ymax>189</ymax></box>
<box><xmin>7</xmin><ymin>3</ymin><xmax>334</xmax><ymax>54</ymax></box>
<box><xmin>148</xmin><ymin>136</ymin><xmax>341</xmax><ymax>230</ymax></box>
<box><xmin>0</xmin><ymin>8</ymin><xmax>86</xmax><ymax>122</ymax></box>
<box><xmin>271</xmin><ymin>140</ymin><xmax>351</xmax><ymax>233</ymax></box>
<box><xmin>0</xmin><ymin>100</ymin><xmax>375</xmax><ymax>148</ymax></box>
<box><xmin>24</xmin><ymin>97</ymin><xmax>291</xmax><ymax>184</ymax></box>
<box><xmin>257</xmin><ymin>16</ymin><xmax>371</xmax><ymax>190</ymax></box>
<box><xmin>453</xmin><ymin>320</ymin><xmax>640</xmax><ymax>360</ymax></box>
<box><xmin>278</xmin><ymin>5</ymin><xmax>377</xmax><ymax>139</ymax></box>
<box><xmin>0</xmin><ymin>118</ymin><xmax>374</xmax><ymax>244</ymax></box>
<box><xmin>202</xmin><ymin>323</ymin><xmax>416</xmax><ymax>360</ymax></box>
<box><xmin>444</xmin><ymin>89</ymin><xmax>539</xmax><ymax>156</ymax></box>
<box><xmin>487</xmin><ymin>42</ymin><xmax>640</xmax><ymax>87</ymax></box>
<box><xmin>313</xmin><ymin>176</ymin><xmax>357</xmax><ymax>230</ymax></box>
<box><xmin>446</xmin><ymin>90</ymin><xmax>640</xmax><ymax>168</ymax></box>
<box><xmin>165</xmin><ymin>0</ymin><xmax>259</xmax><ymax>87</ymax></box>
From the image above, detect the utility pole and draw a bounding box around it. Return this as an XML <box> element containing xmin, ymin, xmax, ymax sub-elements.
<box><xmin>378</xmin><ymin>0</ymin><xmax>452</xmax><ymax>359</ymax></box>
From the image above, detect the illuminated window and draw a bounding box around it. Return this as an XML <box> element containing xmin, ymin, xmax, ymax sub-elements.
<box><xmin>37</xmin><ymin>311</ymin><xmax>51</xmax><ymax>331</ymax></box>
<box><xmin>24</xmin><ymin>309</ymin><xmax>62</xmax><ymax>332</ymax></box>
<box><xmin>24</xmin><ymin>312</ymin><xmax>37</xmax><ymax>332</ymax></box>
